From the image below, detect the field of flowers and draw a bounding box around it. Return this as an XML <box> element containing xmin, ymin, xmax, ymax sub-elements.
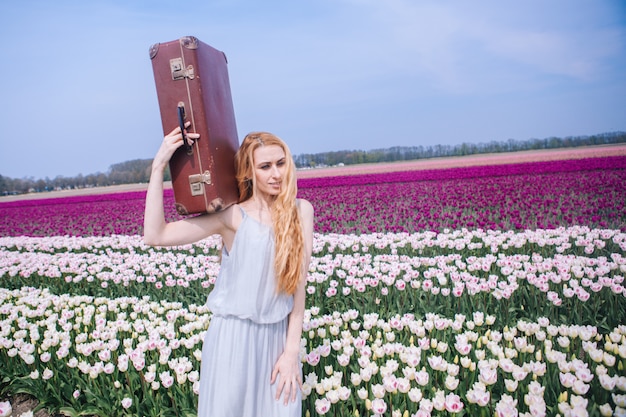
<box><xmin>1</xmin><ymin>155</ymin><xmax>625</xmax><ymax>416</ymax></box>
<box><xmin>1</xmin><ymin>156</ymin><xmax>624</xmax><ymax>237</ymax></box>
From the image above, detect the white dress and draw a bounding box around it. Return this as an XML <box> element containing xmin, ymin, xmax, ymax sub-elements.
<box><xmin>197</xmin><ymin>207</ymin><xmax>301</xmax><ymax>416</ymax></box>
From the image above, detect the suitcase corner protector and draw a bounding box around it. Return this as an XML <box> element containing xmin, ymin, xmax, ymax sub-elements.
<box><xmin>149</xmin><ymin>43</ymin><xmax>159</xmax><ymax>59</ymax></box>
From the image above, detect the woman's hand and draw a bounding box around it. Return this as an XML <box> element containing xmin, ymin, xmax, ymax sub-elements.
<box><xmin>270</xmin><ymin>352</ymin><xmax>302</xmax><ymax>405</ymax></box>
<box><xmin>152</xmin><ymin>122</ymin><xmax>200</xmax><ymax>171</ymax></box>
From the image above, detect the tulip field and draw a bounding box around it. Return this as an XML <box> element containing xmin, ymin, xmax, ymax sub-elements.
<box><xmin>1</xmin><ymin>155</ymin><xmax>625</xmax><ymax>416</ymax></box>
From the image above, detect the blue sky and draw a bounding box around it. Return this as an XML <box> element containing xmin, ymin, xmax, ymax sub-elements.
<box><xmin>1</xmin><ymin>0</ymin><xmax>624</xmax><ymax>179</ymax></box>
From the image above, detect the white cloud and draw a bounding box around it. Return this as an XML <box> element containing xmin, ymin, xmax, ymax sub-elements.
<box><xmin>335</xmin><ymin>0</ymin><xmax>625</xmax><ymax>93</ymax></box>
<box><xmin>475</xmin><ymin>25</ymin><xmax>622</xmax><ymax>82</ymax></box>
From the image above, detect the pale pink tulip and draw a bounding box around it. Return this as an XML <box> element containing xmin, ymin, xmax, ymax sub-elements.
<box><xmin>371</xmin><ymin>398</ymin><xmax>387</xmax><ymax>414</ymax></box>
<box><xmin>0</xmin><ymin>401</ymin><xmax>11</xmax><ymax>417</ymax></box>
<box><xmin>315</xmin><ymin>398</ymin><xmax>331</xmax><ymax>415</ymax></box>
<box><xmin>444</xmin><ymin>393</ymin><xmax>464</xmax><ymax>413</ymax></box>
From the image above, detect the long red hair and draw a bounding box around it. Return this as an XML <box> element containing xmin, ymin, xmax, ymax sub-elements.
<box><xmin>234</xmin><ymin>132</ymin><xmax>304</xmax><ymax>295</ymax></box>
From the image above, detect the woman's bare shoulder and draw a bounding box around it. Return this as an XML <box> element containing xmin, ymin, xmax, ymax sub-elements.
<box><xmin>195</xmin><ymin>203</ymin><xmax>242</xmax><ymax>233</ymax></box>
<box><xmin>297</xmin><ymin>198</ymin><xmax>314</xmax><ymax>219</ymax></box>
<box><xmin>220</xmin><ymin>203</ymin><xmax>243</xmax><ymax>229</ymax></box>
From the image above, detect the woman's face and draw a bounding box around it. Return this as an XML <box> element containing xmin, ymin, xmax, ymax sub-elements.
<box><xmin>252</xmin><ymin>144</ymin><xmax>287</xmax><ymax>197</ymax></box>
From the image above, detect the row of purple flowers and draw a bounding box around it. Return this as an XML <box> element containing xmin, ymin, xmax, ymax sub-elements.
<box><xmin>1</xmin><ymin>156</ymin><xmax>624</xmax><ymax>237</ymax></box>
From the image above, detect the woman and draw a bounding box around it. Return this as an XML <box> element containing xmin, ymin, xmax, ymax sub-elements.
<box><xmin>144</xmin><ymin>124</ymin><xmax>314</xmax><ymax>416</ymax></box>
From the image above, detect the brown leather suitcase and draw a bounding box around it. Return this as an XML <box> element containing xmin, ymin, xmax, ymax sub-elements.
<box><xmin>149</xmin><ymin>36</ymin><xmax>239</xmax><ymax>215</ymax></box>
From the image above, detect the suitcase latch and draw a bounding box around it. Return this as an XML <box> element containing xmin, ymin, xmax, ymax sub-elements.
<box><xmin>170</xmin><ymin>58</ymin><xmax>195</xmax><ymax>80</ymax></box>
<box><xmin>189</xmin><ymin>171</ymin><xmax>212</xmax><ymax>196</ymax></box>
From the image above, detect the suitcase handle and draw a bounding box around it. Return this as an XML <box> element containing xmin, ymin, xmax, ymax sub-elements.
<box><xmin>177</xmin><ymin>103</ymin><xmax>193</xmax><ymax>155</ymax></box>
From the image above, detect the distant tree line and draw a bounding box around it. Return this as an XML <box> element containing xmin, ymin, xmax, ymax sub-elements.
<box><xmin>293</xmin><ymin>131</ymin><xmax>626</xmax><ymax>168</ymax></box>
<box><xmin>0</xmin><ymin>159</ymin><xmax>168</xmax><ymax>196</ymax></box>
<box><xmin>1</xmin><ymin>131</ymin><xmax>625</xmax><ymax>196</ymax></box>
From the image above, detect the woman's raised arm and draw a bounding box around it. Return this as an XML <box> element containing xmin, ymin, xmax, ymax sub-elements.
<box><xmin>143</xmin><ymin>124</ymin><xmax>232</xmax><ymax>247</ymax></box>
